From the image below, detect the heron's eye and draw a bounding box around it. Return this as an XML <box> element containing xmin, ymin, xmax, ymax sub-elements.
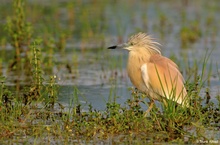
<box><xmin>130</xmin><ymin>42</ymin><xmax>134</xmax><ymax>46</ymax></box>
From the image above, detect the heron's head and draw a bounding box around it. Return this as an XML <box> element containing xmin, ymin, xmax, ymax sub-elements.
<box><xmin>108</xmin><ymin>32</ymin><xmax>161</xmax><ymax>54</ymax></box>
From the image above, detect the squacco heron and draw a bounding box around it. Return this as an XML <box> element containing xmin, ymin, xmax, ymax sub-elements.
<box><xmin>108</xmin><ymin>32</ymin><xmax>188</xmax><ymax>115</ymax></box>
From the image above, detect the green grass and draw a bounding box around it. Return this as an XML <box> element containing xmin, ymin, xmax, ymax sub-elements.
<box><xmin>0</xmin><ymin>0</ymin><xmax>219</xmax><ymax>144</ymax></box>
<box><xmin>1</xmin><ymin>85</ymin><xmax>218</xmax><ymax>144</ymax></box>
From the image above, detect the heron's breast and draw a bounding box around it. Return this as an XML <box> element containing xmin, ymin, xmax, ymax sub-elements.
<box><xmin>127</xmin><ymin>55</ymin><xmax>148</xmax><ymax>92</ymax></box>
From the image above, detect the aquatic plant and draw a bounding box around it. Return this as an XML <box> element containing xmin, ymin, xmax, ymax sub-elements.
<box><xmin>5</xmin><ymin>0</ymin><xmax>32</xmax><ymax>71</ymax></box>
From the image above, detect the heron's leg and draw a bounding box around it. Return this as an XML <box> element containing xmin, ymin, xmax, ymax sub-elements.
<box><xmin>144</xmin><ymin>100</ymin><xmax>154</xmax><ymax>117</ymax></box>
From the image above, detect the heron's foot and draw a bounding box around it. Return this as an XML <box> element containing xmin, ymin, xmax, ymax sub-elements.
<box><xmin>144</xmin><ymin>101</ymin><xmax>154</xmax><ymax>117</ymax></box>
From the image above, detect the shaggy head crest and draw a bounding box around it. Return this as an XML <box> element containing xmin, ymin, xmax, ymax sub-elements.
<box><xmin>128</xmin><ymin>32</ymin><xmax>161</xmax><ymax>54</ymax></box>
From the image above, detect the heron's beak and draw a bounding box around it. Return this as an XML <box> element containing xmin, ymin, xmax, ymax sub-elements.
<box><xmin>107</xmin><ymin>45</ymin><xmax>117</xmax><ymax>49</ymax></box>
<box><xmin>108</xmin><ymin>43</ymin><xmax>128</xmax><ymax>49</ymax></box>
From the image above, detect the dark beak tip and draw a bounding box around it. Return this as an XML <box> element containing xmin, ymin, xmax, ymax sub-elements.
<box><xmin>107</xmin><ymin>45</ymin><xmax>117</xmax><ymax>49</ymax></box>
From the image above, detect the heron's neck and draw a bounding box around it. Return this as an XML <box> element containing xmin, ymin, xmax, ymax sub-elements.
<box><xmin>130</xmin><ymin>48</ymin><xmax>160</xmax><ymax>61</ymax></box>
<box><xmin>129</xmin><ymin>50</ymin><xmax>151</xmax><ymax>63</ymax></box>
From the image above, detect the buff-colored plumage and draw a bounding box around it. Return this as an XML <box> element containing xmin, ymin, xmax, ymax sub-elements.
<box><xmin>108</xmin><ymin>32</ymin><xmax>188</xmax><ymax>114</ymax></box>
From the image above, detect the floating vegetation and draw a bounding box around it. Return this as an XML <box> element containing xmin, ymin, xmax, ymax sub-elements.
<box><xmin>180</xmin><ymin>21</ymin><xmax>202</xmax><ymax>48</ymax></box>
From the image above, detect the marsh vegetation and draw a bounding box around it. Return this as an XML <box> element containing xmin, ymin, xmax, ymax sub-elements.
<box><xmin>0</xmin><ymin>0</ymin><xmax>219</xmax><ymax>144</ymax></box>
